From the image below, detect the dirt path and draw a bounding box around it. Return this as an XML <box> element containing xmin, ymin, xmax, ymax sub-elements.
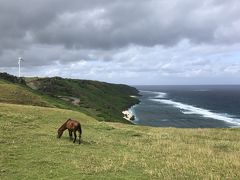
<box><xmin>58</xmin><ymin>96</ymin><xmax>80</xmax><ymax>106</ymax></box>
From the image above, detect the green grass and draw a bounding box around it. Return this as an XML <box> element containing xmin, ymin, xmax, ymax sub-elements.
<box><xmin>0</xmin><ymin>80</ymin><xmax>53</xmax><ymax>107</ymax></box>
<box><xmin>0</xmin><ymin>79</ymin><xmax>111</xmax><ymax>121</ymax></box>
<box><xmin>1</xmin><ymin>102</ymin><xmax>240</xmax><ymax>179</ymax></box>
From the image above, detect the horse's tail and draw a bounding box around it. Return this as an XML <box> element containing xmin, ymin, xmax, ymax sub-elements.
<box><xmin>78</xmin><ymin>123</ymin><xmax>82</xmax><ymax>144</ymax></box>
<box><xmin>78</xmin><ymin>123</ymin><xmax>82</xmax><ymax>136</ymax></box>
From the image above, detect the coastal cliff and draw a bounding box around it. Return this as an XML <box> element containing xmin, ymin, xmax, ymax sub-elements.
<box><xmin>28</xmin><ymin>77</ymin><xmax>140</xmax><ymax>123</ymax></box>
<box><xmin>0</xmin><ymin>73</ymin><xmax>139</xmax><ymax>123</ymax></box>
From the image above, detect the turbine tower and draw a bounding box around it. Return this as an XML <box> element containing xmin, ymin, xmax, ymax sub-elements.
<box><xmin>18</xmin><ymin>57</ymin><xmax>24</xmax><ymax>77</ymax></box>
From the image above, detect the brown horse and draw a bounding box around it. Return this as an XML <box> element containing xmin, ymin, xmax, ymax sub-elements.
<box><xmin>57</xmin><ymin>119</ymin><xmax>82</xmax><ymax>144</ymax></box>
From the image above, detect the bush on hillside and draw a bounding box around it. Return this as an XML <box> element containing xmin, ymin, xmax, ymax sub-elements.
<box><xmin>0</xmin><ymin>72</ymin><xmax>26</xmax><ymax>85</ymax></box>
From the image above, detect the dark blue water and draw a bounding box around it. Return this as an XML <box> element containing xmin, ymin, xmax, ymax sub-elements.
<box><xmin>131</xmin><ymin>85</ymin><xmax>240</xmax><ymax>128</ymax></box>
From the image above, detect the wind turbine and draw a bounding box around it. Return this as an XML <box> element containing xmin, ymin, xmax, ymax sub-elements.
<box><xmin>18</xmin><ymin>57</ymin><xmax>24</xmax><ymax>77</ymax></box>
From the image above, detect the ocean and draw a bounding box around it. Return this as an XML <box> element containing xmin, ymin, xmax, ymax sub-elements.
<box><xmin>130</xmin><ymin>85</ymin><xmax>240</xmax><ymax>128</ymax></box>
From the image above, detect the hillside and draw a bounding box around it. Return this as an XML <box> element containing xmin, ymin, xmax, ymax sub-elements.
<box><xmin>0</xmin><ymin>73</ymin><xmax>139</xmax><ymax>123</ymax></box>
<box><xmin>25</xmin><ymin>76</ymin><xmax>139</xmax><ymax>122</ymax></box>
<box><xmin>0</xmin><ymin>79</ymin><xmax>53</xmax><ymax>107</ymax></box>
<box><xmin>0</xmin><ymin>76</ymin><xmax>85</xmax><ymax>112</ymax></box>
<box><xmin>1</xmin><ymin>102</ymin><xmax>240</xmax><ymax>179</ymax></box>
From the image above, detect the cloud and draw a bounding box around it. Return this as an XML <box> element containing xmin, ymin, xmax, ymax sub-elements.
<box><xmin>32</xmin><ymin>0</ymin><xmax>240</xmax><ymax>49</ymax></box>
<box><xmin>0</xmin><ymin>0</ymin><xmax>240</xmax><ymax>84</ymax></box>
<box><xmin>1</xmin><ymin>0</ymin><xmax>240</xmax><ymax>51</ymax></box>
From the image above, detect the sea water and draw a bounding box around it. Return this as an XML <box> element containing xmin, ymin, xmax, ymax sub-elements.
<box><xmin>130</xmin><ymin>85</ymin><xmax>240</xmax><ymax>128</ymax></box>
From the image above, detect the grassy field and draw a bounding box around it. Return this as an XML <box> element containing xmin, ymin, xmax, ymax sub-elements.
<box><xmin>1</xmin><ymin>102</ymin><xmax>240</xmax><ymax>179</ymax></box>
<box><xmin>0</xmin><ymin>80</ymin><xmax>53</xmax><ymax>107</ymax></box>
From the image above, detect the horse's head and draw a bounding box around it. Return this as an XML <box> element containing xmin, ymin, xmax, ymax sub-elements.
<box><xmin>57</xmin><ymin>128</ymin><xmax>63</xmax><ymax>138</ymax></box>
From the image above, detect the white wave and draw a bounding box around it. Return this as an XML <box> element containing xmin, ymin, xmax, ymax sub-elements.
<box><xmin>140</xmin><ymin>90</ymin><xmax>167</xmax><ymax>98</ymax></box>
<box><xmin>151</xmin><ymin>99</ymin><xmax>240</xmax><ymax>126</ymax></box>
<box><xmin>155</xmin><ymin>92</ymin><xmax>167</xmax><ymax>98</ymax></box>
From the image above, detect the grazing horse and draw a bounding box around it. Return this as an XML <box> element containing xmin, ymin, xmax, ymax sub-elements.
<box><xmin>57</xmin><ymin>119</ymin><xmax>82</xmax><ymax>144</ymax></box>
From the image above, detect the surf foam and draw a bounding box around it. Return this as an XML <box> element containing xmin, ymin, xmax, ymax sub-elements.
<box><xmin>155</xmin><ymin>92</ymin><xmax>167</xmax><ymax>98</ymax></box>
<box><xmin>151</xmin><ymin>99</ymin><xmax>240</xmax><ymax>126</ymax></box>
<box><xmin>140</xmin><ymin>90</ymin><xmax>167</xmax><ymax>98</ymax></box>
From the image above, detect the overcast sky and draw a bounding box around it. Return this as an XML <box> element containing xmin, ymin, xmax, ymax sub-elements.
<box><xmin>0</xmin><ymin>0</ymin><xmax>240</xmax><ymax>85</ymax></box>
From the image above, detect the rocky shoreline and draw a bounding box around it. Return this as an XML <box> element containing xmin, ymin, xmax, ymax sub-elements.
<box><xmin>122</xmin><ymin>110</ymin><xmax>135</xmax><ymax>122</ymax></box>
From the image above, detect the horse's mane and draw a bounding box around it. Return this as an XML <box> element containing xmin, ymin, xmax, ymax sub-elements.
<box><xmin>59</xmin><ymin>118</ymin><xmax>71</xmax><ymax>130</ymax></box>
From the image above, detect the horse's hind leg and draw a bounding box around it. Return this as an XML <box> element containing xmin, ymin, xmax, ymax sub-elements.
<box><xmin>68</xmin><ymin>130</ymin><xmax>73</xmax><ymax>140</ymax></box>
<box><xmin>73</xmin><ymin>131</ymin><xmax>77</xmax><ymax>143</ymax></box>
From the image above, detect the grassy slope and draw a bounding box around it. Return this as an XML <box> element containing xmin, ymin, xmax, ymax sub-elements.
<box><xmin>0</xmin><ymin>79</ymin><xmax>85</xmax><ymax>111</ymax></box>
<box><xmin>25</xmin><ymin>77</ymin><xmax>139</xmax><ymax>122</ymax></box>
<box><xmin>0</xmin><ymin>79</ymin><xmax>122</xmax><ymax>122</ymax></box>
<box><xmin>0</xmin><ymin>80</ymin><xmax>53</xmax><ymax>107</ymax></box>
<box><xmin>1</xmin><ymin>102</ymin><xmax>240</xmax><ymax>179</ymax></box>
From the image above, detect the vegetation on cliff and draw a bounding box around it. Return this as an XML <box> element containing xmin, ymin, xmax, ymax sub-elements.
<box><xmin>0</xmin><ymin>73</ymin><xmax>139</xmax><ymax>123</ymax></box>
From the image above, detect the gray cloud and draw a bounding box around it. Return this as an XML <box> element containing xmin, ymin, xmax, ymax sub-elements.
<box><xmin>33</xmin><ymin>0</ymin><xmax>240</xmax><ymax>49</ymax></box>
<box><xmin>0</xmin><ymin>0</ymin><xmax>240</xmax><ymax>84</ymax></box>
<box><xmin>1</xmin><ymin>0</ymin><xmax>240</xmax><ymax>52</ymax></box>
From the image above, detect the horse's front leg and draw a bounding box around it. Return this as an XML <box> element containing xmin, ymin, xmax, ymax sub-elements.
<box><xmin>68</xmin><ymin>130</ymin><xmax>73</xmax><ymax>140</ymax></box>
<box><xmin>73</xmin><ymin>131</ymin><xmax>77</xmax><ymax>143</ymax></box>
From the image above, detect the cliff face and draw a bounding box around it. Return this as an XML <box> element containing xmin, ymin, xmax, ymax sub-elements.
<box><xmin>25</xmin><ymin>77</ymin><xmax>140</xmax><ymax>123</ymax></box>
